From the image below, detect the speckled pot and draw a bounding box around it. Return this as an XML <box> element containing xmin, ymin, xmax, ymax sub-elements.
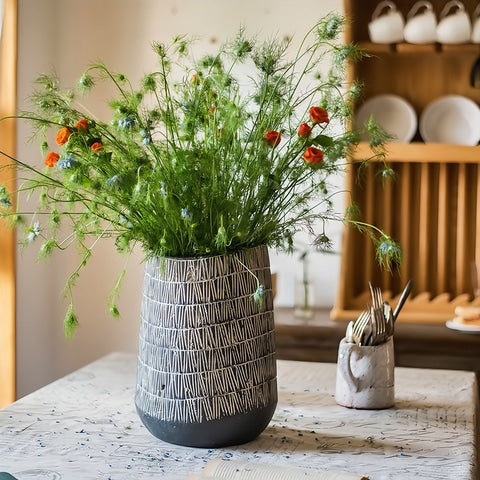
<box><xmin>135</xmin><ymin>245</ymin><xmax>277</xmax><ymax>447</ymax></box>
<box><xmin>335</xmin><ymin>337</ymin><xmax>395</xmax><ymax>409</ymax></box>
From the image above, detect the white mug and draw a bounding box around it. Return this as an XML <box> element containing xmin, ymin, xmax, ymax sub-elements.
<box><xmin>472</xmin><ymin>3</ymin><xmax>480</xmax><ymax>43</ymax></box>
<box><xmin>335</xmin><ymin>337</ymin><xmax>395</xmax><ymax>409</ymax></box>
<box><xmin>437</xmin><ymin>1</ymin><xmax>472</xmax><ymax>44</ymax></box>
<box><xmin>404</xmin><ymin>1</ymin><xmax>437</xmax><ymax>44</ymax></box>
<box><xmin>368</xmin><ymin>1</ymin><xmax>405</xmax><ymax>44</ymax></box>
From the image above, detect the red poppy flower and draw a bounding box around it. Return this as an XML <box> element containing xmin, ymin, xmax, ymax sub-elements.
<box><xmin>90</xmin><ymin>142</ymin><xmax>104</xmax><ymax>152</ymax></box>
<box><xmin>302</xmin><ymin>146</ymin><xmax>323</xmax><ymax>164</ymax></box>
<box><xmin>309</xmin><ymin>106</ymin><xmax>329</xmax><ymax>125</ymax></box>
<box><xmin>56</xmin><ymin>127</ymin><xmax>71</xmax><ymax>146</ymax></box>
<box><xmin>297</xmin><ymin>123</ymin><xmax>312</xmax><ymax>138</ymax></box>
<box><xmin>74</xmin><ymin>119</ymin><xmax>89</xmax><ymax>131</ymax></box>
<box><xmin>264</xmin><ymin>130</ymin><xmax>282</xmax><ymax>147</ymax></box>
<box><xmin>44</xmin><ymin>151</ymin><xmax>60</xmax><ymax>167</ymax></box>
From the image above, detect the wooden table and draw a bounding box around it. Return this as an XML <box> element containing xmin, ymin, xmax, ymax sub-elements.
<box><xmin>0</xmin><ymin>352</ymin><xmax>478</xmax><ymax>479</ymax></box>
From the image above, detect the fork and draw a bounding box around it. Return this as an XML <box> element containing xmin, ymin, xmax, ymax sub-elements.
<box><xmin>369</xmin><ymin>282</ymin><xmax>386</xmax><ymax>345</ymax></box>
<box><xmin>351</xmin><ymin>310</ymin><xmax>371</xmax><ymax>346</ymax></box>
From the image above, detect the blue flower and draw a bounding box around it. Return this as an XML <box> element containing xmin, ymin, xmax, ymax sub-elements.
<box><xmin>57</xmin><ymin>155</ymin><xmax>77</xmax><ymax>169</ymax></box>
<box><xmin>181</xmin><ymin>208</ymin><xmax>192</xmax><ymax>220</ymax></box>
<box><xmin>160</xmin><ymin>181</ymin><xmax>166</xmax><ymax>196</ymax></box>
<box><xmin>26</xmin><ymin>222</ymin><xmax>40</xmax><ymax>243</ymax></box>
<box><xmin>182</xmin><ymin>99</ymin><xmax>199</xmax><ymax>114</ymax></box>
<box><xmin>118</xmin><ymin>116</ymin><xmax>136</xmax><ymax>129</ymax></box>
<box><xmin>253</xmin><ymin>284</ymin><xmax>264</xmax><ymax>305</ymax></box>
<box><xmin>105</xmin><ymin>175</ymin><xmax>124</xmax><ymax>189</ymax></box>
<box><xmin>379</xmin><ymin>240</ymin><xmax>398</xmax><ymax>255</ymax></box>
<box><xmin>140</xmin><ymin>129</ymin><xmax>152</xmax><ymax>145</ymax></box>
<box><xmin>119</xmin><ymin>215</ymin><xmax>133</xmax><ymax>228</ymax></box>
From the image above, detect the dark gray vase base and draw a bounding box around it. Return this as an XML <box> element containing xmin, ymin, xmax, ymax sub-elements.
<box><xmin>136</xmin><ymin>401</ymin><xmax>277</xmax><ymax>448</ymax></box>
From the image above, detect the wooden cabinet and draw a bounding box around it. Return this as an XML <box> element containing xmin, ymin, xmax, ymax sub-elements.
<box><xmin>332</xmin><ymin>0</ymin><xmax>480</xmax><ymax>323</ymax></box>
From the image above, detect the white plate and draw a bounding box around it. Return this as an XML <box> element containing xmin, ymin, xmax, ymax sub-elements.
<box><xmin>446</xmin><ymin>319</ymin><xmax>480</xmax><ymax>334</ymax></box>
<box><xmin>355</xmin><ymin>94</ymin><xmax>417</xmax><ymax>143</ymax></box>
<box><xmin>420</xmin><ymin>95</ymin><xmax>480</xmax><ymax>146</ymax></box>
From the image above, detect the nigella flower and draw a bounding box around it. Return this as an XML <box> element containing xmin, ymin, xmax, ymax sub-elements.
<box><xmin>119</xmin><ymin>215</ymin><xmax>133</xmax><ymax>228</ymax></box>
<box><xmin>0</xmin><ymin>186</ymin><xmax>11</xmax><ymax>207</ymax></box>
<box><xmin>379</xmin><ymin>240</ymin><xmax>396</xmax><ymax>255</ymax></box>
<box><xmin>376</xmin><ymin>236</ymin><xmax>402</xmax><ymax>271</ymax></box>
<box><xmin>26</xmin><ymin>222</ymin><xmax>40</xmax><ymax>243</ymax></box>
<box><xmin>181</xmin><ymin>208</ymin><xmax>192</xmax><ymax>220</ymax></box>
<box><xmin>182</xmin><ymin>99</ymin><xmax>199</xmax><ymax>114</ymax></box>
<box><xmin>140</xmin><ymin>129</ymin><xmax>152</xmax><ymax>145</ymax></box>
<box><xmin>118</xmin><ymin>116</ymin><xmax>136</xmax><ymax>129</ymax></box>
<box><xmin>159</xmin><ymin>181</ymin><xmax>166</xmax><ymax>196</ymax></box>
<box><xmin>105</xmin><ymin>174</ymin><xmax>124</xmax><ymax>189</ymax></box>
<box><xmin>253</xmin><ymin>284</ymin><xmax>264</xmax><ymax>306</ymax></box>
<box><xmin>57</xmin><ymin>155</ymin><xmax>77</xmax><ymax>169</ymax></box>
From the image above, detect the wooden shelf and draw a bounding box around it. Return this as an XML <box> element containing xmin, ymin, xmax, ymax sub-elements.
<box><xmin>354</xmin><ymin>142</ymin><xmax>480</xmax><ymax>164</ymax></box>
<box><xmin>358</xmin><ymin>41</ymin><xmax>480</xmax><ymax>55</ymax></box>
<box><xmin>335</xmin><ymin>0</ymin><xmax>480</xmax><ymax>324</ymax></box>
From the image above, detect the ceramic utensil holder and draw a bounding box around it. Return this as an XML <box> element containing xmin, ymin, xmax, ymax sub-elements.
<box><xmin>335</xmin><ymin>337</ymin><xmax>395</xmax><ymax>409</ymax></box>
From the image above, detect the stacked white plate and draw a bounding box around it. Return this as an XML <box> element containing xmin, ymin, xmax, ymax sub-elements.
<box><xmin>355</xmin><ymin>94</ymin><xmax>417</xmax><ymax>143</ymax></box>
<box><xmin>420</xmin><ymin>95</ymin><xmax>480</xmax><ymax>146</ymax></box>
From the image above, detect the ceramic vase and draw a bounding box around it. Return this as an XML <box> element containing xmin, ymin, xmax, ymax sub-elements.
<box><xmin>135</xmin><ymin>245</ymin><xmax>277</xmax><ymax>447</ymax></box>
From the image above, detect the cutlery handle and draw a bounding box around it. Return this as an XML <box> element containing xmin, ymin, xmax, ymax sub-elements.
<box><xmin>393</xmin><ymin>279</ymin><xmax>413</xmax><ymax>320</ymax></box>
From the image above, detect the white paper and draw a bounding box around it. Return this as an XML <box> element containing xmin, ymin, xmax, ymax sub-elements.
<box><xmin>190</xmin><ymin>458</ymin><xmax>369</xmax><ymax>480</ymax></box>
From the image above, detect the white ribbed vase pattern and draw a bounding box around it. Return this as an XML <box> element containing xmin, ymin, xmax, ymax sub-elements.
<box><xmin>134</xmin><ymin>245</ymin><xmax>277</xmax><ymax>447</ymax></box>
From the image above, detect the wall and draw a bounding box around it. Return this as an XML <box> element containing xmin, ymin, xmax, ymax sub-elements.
<box><xmin>15</xmin><ymin>0</ymin><xmax>343</xmax><ymax>398</ymax></box>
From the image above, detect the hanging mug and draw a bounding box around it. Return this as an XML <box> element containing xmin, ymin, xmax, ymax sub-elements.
<box><xmin>437</xmin><ymin>1</ymin><xmax>472</xmax><ymax>44</ymax></box>
<box><xmin>472</xmin><ymin>3</ymin><xmax>480</xmax><ymax>43</ymax></box>
<box><xmin>404</xmin><ymin>1</ymin><xmax>437</xmax><ymax>44</ymax></box>
<box><xmin>368</xmin><ymin>1</ymin><xmax>405</xmax><ymax>43</ymax></box>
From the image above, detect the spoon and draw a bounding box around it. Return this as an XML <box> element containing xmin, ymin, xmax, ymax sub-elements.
<box><xmin>345</xmin><ymin>320</ymin><xmax>354</xmax><ymax>343</ymax></box>
<box><xmin>393</xmin><ymin>279</ymin><xmax>414</xmax><ymax>321</ymax></box>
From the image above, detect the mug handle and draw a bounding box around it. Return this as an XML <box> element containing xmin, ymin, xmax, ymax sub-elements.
<box><xmin>339</xmin><ymin>345</ymin><xmax>361</xmax><ymax>393</ymax></box>
<box><xmin>372</xmin><ymin>1</ymin><xmax>397</xmax><ymax>21</ymax></box>
<box><xmin>408</xmin><ymin>1</ymin><xmax>434</xmax><ymax>20</ymax></box>
<box><xmin>440</xmin><ymin>0</ymin><xmax>465</xmax><ymax>20</ymax></box>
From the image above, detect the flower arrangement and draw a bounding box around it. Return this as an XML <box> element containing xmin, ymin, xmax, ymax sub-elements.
<box><xmin>0</xmin><ymin>13</ymin><xmax>400</xmax><ymax>335</ymax></box>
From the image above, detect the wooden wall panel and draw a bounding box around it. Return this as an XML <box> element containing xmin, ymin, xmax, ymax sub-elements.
<box><xmin>0</xmin><ymin>0</ymin><xmax>17</xmax><ymax>407</ymax></box>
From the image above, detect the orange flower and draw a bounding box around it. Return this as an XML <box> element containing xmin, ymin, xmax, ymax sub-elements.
<box><xmin>297</xmin><ymin>123</ymin><xmax>312</xmax><ymax>138</ymax></box>
<box><xmin>56</xmin><ymin>127</ymin><xmax>71</xmax><ymax>146</ymax></box>
<box><xmin>302</xmin><ymin>146</ymin><xmax>323</xmax><ymax>164</ymax></box>
<box><xmin>309</xmin><ymin>106</ymin><xmax>329</xmax><ymax>125</ymax></box>
<box><xmin>44</xmin><ymin>151</ymin><xmax>60</xmax><ymax>167</ymax></box>
<box><xmin>264</xmin><ymin>130</ymin><xmax>282</xmax><ymax>147</ymax></box>
<box><xmin>74</xmin><ymin>119</ymin><xmax>89</xmax><ymax>131</ymax></box>
<box><xmin>90</xmin><ymin>141</ymin><xmax>103</xmax><ymax>152</ymax></box>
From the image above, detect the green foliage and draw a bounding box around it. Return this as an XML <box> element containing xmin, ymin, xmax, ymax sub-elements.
<box><xmin>0</xmin><ymin>13</ymin><xmax>400</xmax><ymax>333</ymax></box>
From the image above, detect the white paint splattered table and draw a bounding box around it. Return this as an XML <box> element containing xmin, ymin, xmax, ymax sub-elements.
<box><xmin>0</xmin><ymin>353</ymin><xmax>477</xmax><ymax>479</ymax></box>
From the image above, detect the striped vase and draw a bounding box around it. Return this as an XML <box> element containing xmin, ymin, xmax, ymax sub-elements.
<box><xmin>135</xmin><ymin>245</ymin><xmax>277</xmax><ymax>447</ymax></box>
